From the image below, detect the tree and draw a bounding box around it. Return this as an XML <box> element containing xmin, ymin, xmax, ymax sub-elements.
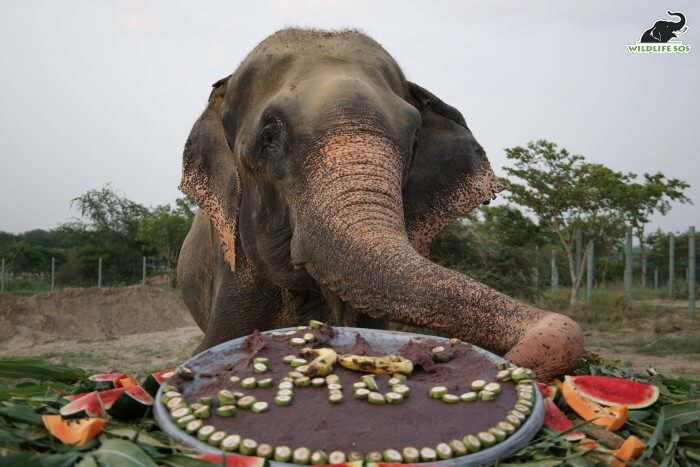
<box><xmin>67</xmin><ymin>184</ymin><xmax>153</xmax><ymax>284</ymax></box>
<box><xmin>137</xmin><ymin>197</ymin><xmax>195</xmax><ymax>279</ymax></box>
<box><xmin>500</xmin><ymin>140</ymin><xmax>630</xmax><ymax>305</ymax></box>
<box><xmin>431</xmin><ymin>215</ymin><xmax>540</xmax><ymax>300</ymax></box>
<box><xmin>0</xmin><ymin>242</ymin><xmax>59</xmax><ymax>276</ymax></box>
<box><xmin>70</xmin><ymin>184</ymin><xmax>150</xmax><ymax>237</ymax></box>
<box><xmin>619</xmin><ymin>173</ymin><xmax>690</xmax><ymax>287</ymax></box>
<box><xmin>477</xmin><ymin>205</ymin><xmax>550</xmax><ymax>248</ymax></box>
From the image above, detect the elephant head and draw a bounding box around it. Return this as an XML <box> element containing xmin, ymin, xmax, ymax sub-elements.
<box><xmin>641</xmin><ymin>11</ymin><xmax>687</xmax><ymax>43</ymax></box>
<box><xmin>179</xmin><ymin>29</ymin><xmax>583</xmax><ymax>381</ymax></box>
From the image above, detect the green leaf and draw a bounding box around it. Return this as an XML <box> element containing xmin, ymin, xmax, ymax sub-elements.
<box><xmin>158</xmin><ymin>455</ymin><xmax>220</xmax><ymax>467</ymax></box>
<box><xmin>499</xmin><ymin>461</ymin><xmax>562</xmax><ymax>467</ymax></box>
<box><xmin>0</xmin><ymin>404</ymin><xmax>43</xmax><ymax>425</ymax></box>
<box><xmin>0</xmin><ymin>452</ymin><xmax>79</xmax><ymax>467</ymax></box>
<box><xmin>76</xmin><ymin>455</ymin><xmax>99</xmax><ymax>467</ymax></box>
<box><xmin>661</xmin><ymin>400</ymin><xmax>700</xmax><ymax>432</ymax></box>
<box><xmin>105</xmin><ymin>425</ymin><xmax>179</xmax><ymax>448</ymax></box>
<box><xmin>640</xmin><ymin>399</ymin><xmax>700</xmax><ymax>461</ymax></box>
<box><xmin>92</xmin><ymin>439</ymin><xmax>158</xmax><ymax>467</ymax></box>
<box><xmin>627</xmin><ymin>409</ymin><xmax>652</xmax><ymax>421</ymax></box>
<box><xmin>680</xmin><ymin>434</ymin><xmax>700</xmax><ymax>448</ymax></box>
<box><xmin>0</xmin><ymin>382</ymin><xmax>71</xmax><ymax>401</ymax></box>
<box><xmin>0</xmin><ymin>424</ymin><xmax>45</xmax><ymax>442</ymax></box>
<box><xmin>0</xmin><ymin>358</ymin><xmax>87</xmax><ymax>383</ymax></box>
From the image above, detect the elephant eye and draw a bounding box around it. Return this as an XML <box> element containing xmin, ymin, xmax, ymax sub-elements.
<box><xmin>408</xmin><ymin>131</ymin><xmax>420</xmax><ymax>169</ymax></box>
<box><xmin>259</xmin><ymin>124</ymin><xmax>282</xmax><ymax>152</ymax></box>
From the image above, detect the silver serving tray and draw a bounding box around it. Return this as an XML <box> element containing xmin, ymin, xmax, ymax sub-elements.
<box><xmin>155</xmin><ymin>327</ymin><xmax>544</xmax><ymax>466</ymax></box>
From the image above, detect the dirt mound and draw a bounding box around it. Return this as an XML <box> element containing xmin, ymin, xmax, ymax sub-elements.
<box><xmin>0</xmin><ymin>286</ymin><xmax>196</xmax><ymax>352</ymax></box>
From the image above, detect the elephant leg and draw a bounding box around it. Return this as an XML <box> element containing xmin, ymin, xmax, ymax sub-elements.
<box><xmin>195</xmin><ymin>270</ymin><xmax>284</xmax><ymax>353</ymax></box>
<box><xmin>178</xmin><ymin>211</ymin><xmax>216</xmax><ymax>333</ymax></box>
<box><xmin>179</xmin><ymin>211</ymin><xmax>286</xmax><ymax>353</ymax></box>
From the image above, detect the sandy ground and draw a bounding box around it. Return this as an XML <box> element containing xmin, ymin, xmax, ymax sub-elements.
<box><xmin>585</xmin><ymin>342</ymin><xmax>700</xmax><ymax>378</ymax></box>
<box><xmin>0</xmin><ymin>286</ymin><xmax>697</xmax><ymax>378</ymax></box>
<box><xmin>0</xmin><ymin>286</ymin><xmax>203</xmax><ymax>374</ymax></box>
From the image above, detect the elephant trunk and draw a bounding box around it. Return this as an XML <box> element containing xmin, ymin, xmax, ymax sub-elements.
<box><xmin>293</xmin><ymin>132</ymin><xmax>583</xmax><ymax>381</ymax></box>
<box><xmin>668</xmin><ymin>11</ymin><xmax>686</xmax><ymax>30</ymax></box>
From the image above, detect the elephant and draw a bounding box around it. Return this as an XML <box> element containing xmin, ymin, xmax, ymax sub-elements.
<box><xmin>177</xmin><ymin>28</ymin><xmax>584</xmax><ymax>381</ymax></box>
<box><xmin>640</xmin><ymin>11</ymin><xmax>687</xmax><ymax>43</ymax></box>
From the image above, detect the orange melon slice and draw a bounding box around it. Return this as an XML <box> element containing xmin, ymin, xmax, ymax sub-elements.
<box><xmin>117</xmin><ymin>377</ymin><xmax>136</xmax><ymax>388</ymax></box>
<box><xmin>42</xmin><ymin>414</ymin><xmax>107</xmax><ymax>446</ymax></box>
<box><xmin>610</xmin><ymin>435</ymin><xmax>646</xmax><ymax>462</ymax></box>
<box><xmin>562</xmin><ymin>376</ymin><xmax>628</xmax><ymax>431</ymax></box>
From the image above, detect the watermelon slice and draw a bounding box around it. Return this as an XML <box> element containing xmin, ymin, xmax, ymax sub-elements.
<box><xmin>107</xmin><ymin>385</ymin><xmax>154</xmax><ymax>420</ymax></box>
<box><xmin>59</xmin><ymin>391</ymin><xmax>106</xmax><ymax>419</ymax></box>
<box><xmin>366</xmin><ymin>464</ymin><xmax>418</xmax><ymax>467</ymax></box>
<box><xmin>193</xmin><ymin>454</ymin><xmax>266</xmax><ymax>467</ymax></box>
<box><xmin>567</xmin><ymin>375</ymin><xmax>659</xmax><ymax>409</ymax></box>
<box><xmin>63</xmin><ymin>391</ymin><xmax>93</xmax><ymax>402</ymax></box>
<box><xmin>538</xmin><ymin>382</ymin><xmax>558</xmax><ymax>400</ymax></box>
<box><xmin>89</xmin><ymin>372</ymin><xmax>128</xmax><ymax>390</ymax></box>
<box><xmin>543</xmin><ymin>398</ymin><xmax>585</xmax><ymax>441</ymax></box>
<box><xmin>142</xmin><ymin>368</ymin><xmax>175</xmax><ymax>396</ymax></box>
<box><xmin>96</xmin><ymin>387</ymin><xmax>128</xmax><ymax>409</ymax></box>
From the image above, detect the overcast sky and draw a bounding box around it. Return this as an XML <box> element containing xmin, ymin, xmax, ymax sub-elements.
<box><xmin>1</xmin><ymin>0</ymin><xmax>698</xmax><ymax>234</ymax></box>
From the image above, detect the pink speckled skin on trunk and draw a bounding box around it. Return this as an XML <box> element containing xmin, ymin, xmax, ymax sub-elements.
<box><xmin>177</xmin><ymin>28</ymin><xmax>583</xmax><ymax>381</ymax></box>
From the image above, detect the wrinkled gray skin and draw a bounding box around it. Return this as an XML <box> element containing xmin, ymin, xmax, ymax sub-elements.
<box><xmin>178</xmin><ymin>29</ymin><xmax>584</xmax><ymax>381</ymax></box>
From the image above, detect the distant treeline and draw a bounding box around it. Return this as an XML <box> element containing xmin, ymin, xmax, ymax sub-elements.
<box><xmin>0</xmin><ymin>139</ymin><xmax>693</xmax><ymax>300</ymax></box>
<box><xmin>0</xmin><ymin>185</ymin><xmax>194</xmax><ymax>287</ymax></box>
<box><xmin>0</xmin><ymin>187</ymin><xmax>691</xmax><ymax>297</ymax></box>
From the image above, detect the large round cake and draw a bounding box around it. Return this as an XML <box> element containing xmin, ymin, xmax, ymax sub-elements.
<box><xmin>155</xmin><ymin>322</ymin><xmax>543</xmax><ymax>465</ymax></box>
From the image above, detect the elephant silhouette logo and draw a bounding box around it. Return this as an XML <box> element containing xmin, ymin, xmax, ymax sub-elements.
<box><xmin>640</xmin><ymin>10</ymin><xmax>688</xmax><ymax>43</ymax></box>
<box><xmin>628</xmin><ymin>10</ymin><xmax>691</xmax><ymax>53</ymax></box>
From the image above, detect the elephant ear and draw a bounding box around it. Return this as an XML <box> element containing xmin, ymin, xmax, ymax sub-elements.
<box><xmin>403</xmin><ymin>81</ymin><xmax>502</xmax><ymax>257</ymax></box>
<box><xmin>179</xmin><ymin>76</ymin><xmax>241</xmax><ymax>272</ymax></box>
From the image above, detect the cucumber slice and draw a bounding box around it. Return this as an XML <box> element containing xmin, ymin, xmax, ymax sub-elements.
<box><xmin>256</xmin><ymin>443</ymin><xmax>273</xmax><ymax>459</ymax></box>
<box><xmin>436</xmin><ymin>442</ymin><xmax>453</xmax><ymax>459</ymax></box>
<box><xmin>429</xmin><ymin>386</ymin><xmax>447</xmax><ymax>399</ymax></box>
<box><xmin>217</xmin><ymin>405</ymin><xmax>237</xmax><ymax>417</ymax></box>
<box><xmin>383</xmin><ymin>449</ymin><xmax>402</xmax><ymax>462</ymax></box>
<box><xmin>462</xmin><ymin>434</ymin><xmax>481</xmax><ymax>452</ymax></box>
<box><xmin>310</xmin><ymin>450</ymin><xmax>328</xmax><ymax>465</ymax></box>
<box><xmin>221</xmin><ymin>434</ymin><xmax>241</xmax><ymax>452</ymax></box>
<box><xmin>293</xmin><ymin>447</ymin><xmax>311</xmax><ymax>464</ymax></box>
<box><xmin>239</xmin><ymin>438</ymin><xmax>258</xmax><ymax>455</ymax></box>
<box><xmin>401</xmin><ymin>446</ymin><xmax>420</xmax><ymax>463</ymax></box>
<box><xmin>274</xmin><ymin>446</ymin><xmax>293</xmax><ymax>462</ymax></box>
<box><xmin>420</xmin><ymin>447</ymin><xmax>437</xmax><ymax>462</ymax></box>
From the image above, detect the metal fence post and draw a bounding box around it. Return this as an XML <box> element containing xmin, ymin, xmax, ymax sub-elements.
<box><xmin>587</xmin><ymin>242</ymin><xmax>594</xmax><ymax>301</ymax></box>
<box><xmin>533</xmin><ymin>245</ymin><xmax>539</xmax><ymax>290</ymax></box>
<box><xmin>689</xmin><ymin>226</ymin><xmax>696</xmax><ymax>318</ymax></box>
<box><xmin>625</xmin><ymin>226</ymin><xmax>633</xmax><ymax>296</ymax></box>
<box><xmin>142</xmin><ymin>256</ymin><xmax>147</xmax><ymax>285</ymax></box>
<box><xmin>551</xmin><ymin>249</ymin><xmax>558</xmax><ymax>295</ymax></box>
<box><xmin>98</xmin><ymin>257</ymin><xmax>102</xmax><ymax>288</ymax></box>
<box><xmin>51</xmin><ymin>257</ymin><xmax>56</xmax><ymax>290</ymax></box>
<box><xmin>1</xmin><ymin>258</ymin><xmax>4</xmax><ymax>294</ymax></box>
<box><xmin>575</xmin><ymin>228</ymin><xmax>582</xmax><ymax>298</ymax></box>
<box><xmin>654</xmin><ymin>267</ymin><xmax>659</xmax><ymax>292</ymax></box>
<box><xmin>669</xmin><ymin>233</ymin><xmax>675</xmax><ymax>298</ymax></box>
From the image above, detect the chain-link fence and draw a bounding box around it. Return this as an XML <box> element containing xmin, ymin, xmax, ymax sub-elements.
<box><xmin>0</xmin><ymin>255</ymin><xmax>170</xmax><ymax>296</ymax></box>
<box><xmin>1</xmin><ymin>225</ymin><xmax>697</xmax><ymax>316</ymax></box>
<box><xmin>528</xmin><ymin>226</ymin><xmax>697</xmax><ymax>316</ymax></box>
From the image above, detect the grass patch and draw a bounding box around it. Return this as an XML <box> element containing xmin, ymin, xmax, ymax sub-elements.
<box><xmin>635</xmin><ymin>336</ymin><xmax>700</xmax><ymax>355</ymax></box>
<box><xmin>2</xmin><ymin>277</ymin><xmax>53</xmax><ymax>297</ymax></box>
<box><xmin>38</xmin><ymin>351</ymin><xmax>110</xmax><ymax>370</ymax></box>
